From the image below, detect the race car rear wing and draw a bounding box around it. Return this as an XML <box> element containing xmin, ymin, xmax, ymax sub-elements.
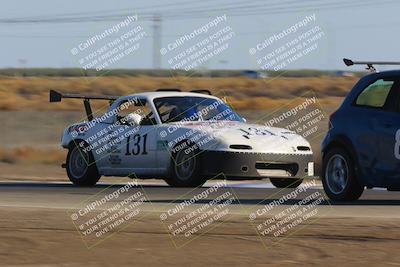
<box><xmin>49</xmin><ymin>90</ymin><xmax>120</xmax><ymax>121</ymax></box>
<box><xmin>343</xmin><ymin>58</ymin><xmax>400</xmax><ymax>72</ymax></box>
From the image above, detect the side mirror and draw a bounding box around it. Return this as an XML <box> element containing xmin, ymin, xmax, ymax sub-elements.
<box><xmin>123</xmin><ymin>113</ymin><xmax>142</xmax><ymax>126</ymax></box>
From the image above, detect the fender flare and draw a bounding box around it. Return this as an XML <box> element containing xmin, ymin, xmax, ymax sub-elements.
<box><xmin>322</xmin><ymin>134</ymin><xmax>365</xmax><ymax>184</ymax></box>
<box><xmin>168</xmin><ymin>139</ymin><xmax>202</xmax><ymax>168</ymax></box>
<box><xmin>67</xmin><ymin>139</ymin><xmax>99</xmax><ymax>171</ymax></box>
<box><xmin>67</xmin><ymin>139</ymin><xmax>87</xmax><ymax>150</ymax></box>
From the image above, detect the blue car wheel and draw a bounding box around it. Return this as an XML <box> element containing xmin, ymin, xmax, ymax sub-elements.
<box><xmin>322</xmin><ymin>147</ymin><xmax>364</xmax><ymax>201</ymax></box>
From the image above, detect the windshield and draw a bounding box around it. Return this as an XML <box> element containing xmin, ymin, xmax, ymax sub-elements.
<box><xmin>153</xmin><ymin>96</ymin><xmax>244</xmax><ymax>123</ymax></box>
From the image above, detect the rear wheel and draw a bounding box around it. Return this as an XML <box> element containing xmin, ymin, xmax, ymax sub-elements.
<box><xmin>66</xmin><ymin>144</ymin><xmax>101</xmax><ymax>186</ymax></box>
<box><xmin>164</xmin><ymin>141</ymin><xmax>206</xmax><ymax>187</ymax></box>
<box><xmin>270</xmin><ymin>178</ymin><xmax>303</xmax><ymax>188</ymax></box>
<box><xmin>322</xmin><ymin>147</ymin><xmax>364</xmax><ymax>201</ymax></box>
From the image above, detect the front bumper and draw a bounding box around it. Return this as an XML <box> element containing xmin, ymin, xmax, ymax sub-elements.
<box><xmin>201</xmin><ymin>151</ymin><xmax>314</xmax><ymax>179</ymax></box>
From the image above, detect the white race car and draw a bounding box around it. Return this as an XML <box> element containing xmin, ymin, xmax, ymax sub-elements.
<box><xmin>50</xmin><ymin>89</ymin><xmax>314</xmax><ymax>188</ymax></box>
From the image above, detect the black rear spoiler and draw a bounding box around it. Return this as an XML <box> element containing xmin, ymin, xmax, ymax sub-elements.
<box><xmin>343</xmin><ymin>58</ymin><xmax>400</xmax><ymax>72</ymax></box>
<box><xmin>49</xmin><ymin>90</ymin><xmax>120</xmax><ymax>121</ymax></box>
<box><xmin>49</xmin><ymin>90</ymin><xmax>119</xmax><ymax>102</ymax></box>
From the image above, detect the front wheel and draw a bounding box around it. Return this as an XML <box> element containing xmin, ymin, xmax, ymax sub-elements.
<box><xmin>270</xmin><ymin>178</ymin><xmax>303</xmax><ymax>188</ymax></box>
<box><xmin>164</xmin><ymin>141</ymin><xmax>206</xmax><ymax>187</ymax></box>
<box><xmin>322</xmin><ymin>147</ymin><xmax>364</xmax><ymax>201</ymax></box>
<box><xmin>66</xmin><ymin>144</ymin><xmax>101</xmax><ymax>186</ymax></box>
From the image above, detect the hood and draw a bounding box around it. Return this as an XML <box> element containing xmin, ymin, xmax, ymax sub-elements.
<box><xmin>167</xmin><ymin>121</ymin><xmax>312</xmax><ymax>154</ymax></box>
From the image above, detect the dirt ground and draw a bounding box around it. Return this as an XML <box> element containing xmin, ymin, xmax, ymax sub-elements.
<box><xmin>0</xmin><ymin>207</ymin><xmax>399</xmax><ymax>267</ymax></box>
<box><xmin>3</xmin><ymin>99</ymin><xmax>395</xmax><ymax>267</ymax></box>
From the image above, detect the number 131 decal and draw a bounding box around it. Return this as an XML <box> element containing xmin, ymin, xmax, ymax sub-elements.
<box><xmin>125</xmin><ymin>134</ymin><xmax>148</xmax><ymax>156</ymax></box>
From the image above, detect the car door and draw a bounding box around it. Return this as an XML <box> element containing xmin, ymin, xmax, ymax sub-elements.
<box><xmin>374</xmin><ymin>79</ymin><xmax>400</xmax><ymax>181</ymax></box>
<box><xmin>354</xmin><ymin>78</ymin><xmax>400</xmax><ymax>182</ymax></box>
<box><xmin>349</xmin><ymin>78</ymin><xmax>396</xmax><ymax>183</ymax></box>
<box><xmin>121</xmin><ymin>123</ymin><xmax>158</xmax><ymax>173</ymax></box>
<box><xmin>117</xmin><ymin>98</ymin><xmax>158</xmax><ymax>174</ymax></box>
<box><xmin>100</xmin><ymin>97</ymin><xmax>158</xmax><ymax>176</ymax></box>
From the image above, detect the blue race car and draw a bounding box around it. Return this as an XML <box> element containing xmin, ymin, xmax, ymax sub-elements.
<box><xmin>321</xmin><ymin>58</ymin><xmax>400</xmax><ymax>200</ymax></box>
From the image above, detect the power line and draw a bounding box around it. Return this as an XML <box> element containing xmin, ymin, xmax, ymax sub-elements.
<box><xmin>1</xmin><ymin>0</ymin><xmax>398</xmax><ymax>70</ymax></box>
<box><xmin>155</xmin><ymin>0</ymin><xmax>399</xmax><ymax>20</ymax></box>
<box><xmin>0</xmin><ymin>0</ymin><xmax>225</xmax><ymax>23</ymax></box>
<box><xmin>0</xmin><ymin>0</ymin><xmax>397</xmax><ymax>24</ymax></box>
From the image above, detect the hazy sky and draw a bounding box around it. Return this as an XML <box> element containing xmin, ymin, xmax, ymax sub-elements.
<box><xmin>1</xmin><ymin>0</ymin><xmax>400</xmax><ymax>70</ymax></box>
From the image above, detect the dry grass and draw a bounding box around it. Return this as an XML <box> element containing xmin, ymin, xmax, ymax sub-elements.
<box><xmin>0</xmin><ymin>147</ymin><xmax>66</xmax><ymax>165</ymax></box>
<box><xmin>0</xmin><ymin>76</ymin><xmax>357</xmax><ymax>111</ymax></box>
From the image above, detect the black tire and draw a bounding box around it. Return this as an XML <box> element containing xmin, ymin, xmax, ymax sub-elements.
<box><xmin>322</xmin><ymin>147</ymin><xmax>364</xmax><ymax>201</ymax></box>
<box><xmin>66</xmin><ymin>143</ymin><xmax>101</xmax><ymax>186</ymax></box>
<box><xmin>164</xmin><ymin>140</ymin><xmax>206</xmax><ymax>187</ymax></box>
<box><xmin>270</xmin><ymin>178</ymin><xmax>303</xmax><ymax>188</ymax></box>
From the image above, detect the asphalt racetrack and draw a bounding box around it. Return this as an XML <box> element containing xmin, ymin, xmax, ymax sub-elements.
<box><xmin>0</xmin><ymin>179</ymin><xmax>400</xmax><ymax>266</ymax></box>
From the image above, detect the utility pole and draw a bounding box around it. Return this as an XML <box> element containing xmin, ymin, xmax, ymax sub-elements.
<box><xmin>152</xmin><ymin>14</ymin><xmax>162</xmax><ymax>69</ymax></box>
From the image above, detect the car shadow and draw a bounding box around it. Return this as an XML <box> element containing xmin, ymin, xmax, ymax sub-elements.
<box><xmin>147</xmin><ymin>198</ymin><xmax>400</xmax><ymax>206</ymax></box>
<box><xmin>0</xmin><ymin>182</ymin><xmax>399</xmax><ymax>205</ymax></box>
